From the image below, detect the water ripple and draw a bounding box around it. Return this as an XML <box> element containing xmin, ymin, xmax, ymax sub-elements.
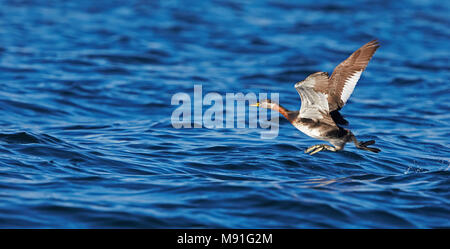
<box><xmin>0</xmin><ymin>0</ymin><xmax>448</xmax><ymax>228</ymax></box>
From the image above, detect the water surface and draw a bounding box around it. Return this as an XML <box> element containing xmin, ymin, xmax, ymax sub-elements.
<box><xmin>0</xmin><ymin>0</ymin><xmax>449</xmax><ymax>228</ymax></box>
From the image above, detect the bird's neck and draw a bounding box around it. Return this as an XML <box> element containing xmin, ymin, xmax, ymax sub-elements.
<box><xmin>271</xmin><ymin>104</ymin><xmax>292</xmax><ymax>122</ymax></box>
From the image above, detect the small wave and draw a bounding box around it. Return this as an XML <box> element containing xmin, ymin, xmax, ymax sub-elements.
<box><xmin>0</xmin><ymin>132</ymin><xmax>40</xmax><ymax>144</ymax></box>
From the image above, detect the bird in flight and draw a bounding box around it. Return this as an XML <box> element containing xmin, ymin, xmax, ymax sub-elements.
<box><xmin>251</xmin><ymin>40</ymin><xmax>381</xmax><ymax>155</ymax></box>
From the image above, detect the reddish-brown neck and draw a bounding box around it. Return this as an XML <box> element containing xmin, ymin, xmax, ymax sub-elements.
<box><xmin>272</xmin><ymin>103</ymin><xmax>291</xmax><ymax>122</ymax></box>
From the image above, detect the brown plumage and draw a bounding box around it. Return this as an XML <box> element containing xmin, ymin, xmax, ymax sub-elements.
<box><xmin>251</xmin><ymin>40</ymin><xmax>381</xmax><ymax>155</ymax></box>
<box><xmin>329</xmin><ymin>40</ymin><xmax>380</xmax><ymax>111</ymax></box>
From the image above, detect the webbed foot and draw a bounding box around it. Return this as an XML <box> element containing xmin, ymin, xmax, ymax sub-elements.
<box><xmin>357</xmin><ymin>140</ymin><xmax>380</xmax><ymax>153</ymax></box>
<box><xmin>304</xmin><ymin>144</ymin><xmax>337</xmax><ymax>155</ymax></box>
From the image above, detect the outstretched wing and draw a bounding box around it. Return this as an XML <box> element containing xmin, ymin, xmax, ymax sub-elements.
<box><xmin>328</xmin><ymin>40</ymin><xmax>380</xmax><ymax>111</ymax></box>
<box><xmin>295</xmin><ymin>72</ymin><xmax>330</xmax><ymax>120</ymax></box>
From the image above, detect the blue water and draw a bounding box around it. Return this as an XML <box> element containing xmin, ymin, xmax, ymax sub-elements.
<box><xmin>0</xmin><ymin>0</ymin><xmax>449</xmax><ymax>228</ymax></box>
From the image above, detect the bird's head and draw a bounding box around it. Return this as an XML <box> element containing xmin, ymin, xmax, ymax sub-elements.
<box><xmin>250</xmin><ymin>99</ymin><xmax>278</xmax><ymax>109</ymax></box>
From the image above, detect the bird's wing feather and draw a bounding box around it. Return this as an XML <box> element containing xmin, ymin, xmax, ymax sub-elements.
<box><xmin>295</xmin><ymin>72</ymin><xmax>330</xmax><ymax>120</ymax></box>
<box><xmin>328</xmin><ymin>40</ymin><xmax>380</xmax><ymax>111</ymax></box>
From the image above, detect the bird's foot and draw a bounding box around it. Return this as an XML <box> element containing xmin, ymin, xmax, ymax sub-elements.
<box><xmin>357</xmin><ymin>140</ymin><xmax>381</xmax><ymax>153</ymax></box>
<box><xmin>304</xmin><ymin>144</ymin><xmax>337</xmax><ymax>155</ymax></box>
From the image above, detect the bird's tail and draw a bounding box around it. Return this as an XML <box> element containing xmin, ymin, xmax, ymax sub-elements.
<box><xmin>349</xmin><ymin>133</ymin><xmax>380</xmax><ymax>153</ymax></box>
